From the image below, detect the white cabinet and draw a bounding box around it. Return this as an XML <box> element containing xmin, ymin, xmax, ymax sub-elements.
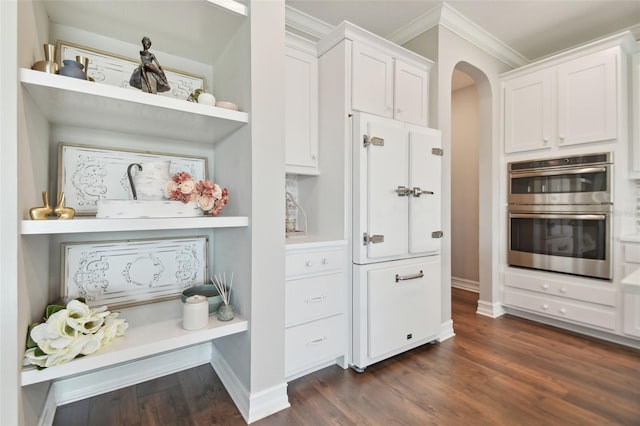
<box><xmin>352</xmin><ymin>40</ymin><xmax>429</xmax><ymax>126</ymax></box>
<box><xmin>502</xmin><ymin>46</ymin><xmax>622</xmax><ymax>154</ymax></box>
<box><xmin>503</xmin><ymin>69</ymin><xmax>553</xmax><ymax>153</ymax></box>
<box><xmin>632</xmin><ymin>52</ymin><xmax>640</xmax><ymax>175</ymax></box>
<box><xmin>557</xmin><ymin>49</ymin><xmax>617</xmax><ymax>147</ymax></box>
<box><xmin>353</xmin><ymin>113</ymin><xmax>442</xmax><ymax>264</ymax></box>
<box><xmin>352</xmin><ymin>256</ymin><xmax>441</xmax><ymax>370</ymax></box>
<box><xmin>285</xmin><ymin>241</ymin><xmax>347</xmax><ymax>380</ymax></box>
<box><xmin>285</xmin><ymin>33</ymin><xmax>319</xmax><ymax>175</ymax></box>
<box><xmin>503</xmin><ymin>270</ymin><xmax>617</xmax><ymax>331</ymax></box>
<box><xmin>622</xmin><ymin>241</ymin><xmax>640</xmax><ymax>339</ymax></box>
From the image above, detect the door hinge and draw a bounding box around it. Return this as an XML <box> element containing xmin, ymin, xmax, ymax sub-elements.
<box><xmin>432</xmin><ymin>147</ymin><xmax>443</xmax><ymax>156</ymax></box>
<box><xmin>363</xmin><ymin>233</ymin><xmax>384</xmax><ymax>245</ymax></box>
<box><xmin>432</xmin><ymin>231</ymin><xmax>443</xmax><ymax>238</ymax></box>
<box><xmin>363</xmin><ymin>135</ymin><xmax>384</xmax><ymax>147</ymax></box>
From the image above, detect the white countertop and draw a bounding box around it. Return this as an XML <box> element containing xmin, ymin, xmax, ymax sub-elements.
<box><xmin>622</xmin><ymin>267</ymin><xmax>640</xmax><ymax>294</ymax></box>
<box><xmin>285</xmin><ymin>235</ymin><xmax>348</xmax><ymax>250</ymax></box>
<box><xmin>620</xmin><ymin>234</ymin><xmax>640</xmax><ymax>243</ymax></box>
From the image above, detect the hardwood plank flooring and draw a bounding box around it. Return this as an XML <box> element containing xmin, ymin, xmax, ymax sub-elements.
<box><xmin>53</xmin><ymin>288</ymin><xmax>640</xmax><ymax>425</ymax></box>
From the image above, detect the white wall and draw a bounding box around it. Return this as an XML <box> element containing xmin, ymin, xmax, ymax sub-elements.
<box><xmin>404</xmin><ymin>25</ymin><xmax>512</xmax><ymax>318</ymax></box>
<box><xmin>451</xmin><ymin>82</ymin><xmax>479</xmax><ymax>285</ymax></box>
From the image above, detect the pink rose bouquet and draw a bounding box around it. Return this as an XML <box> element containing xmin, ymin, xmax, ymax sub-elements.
<box><xmin>165</xmin><ymin>172</ymin><xmax>229</xmax><ymax>216</ymax></box>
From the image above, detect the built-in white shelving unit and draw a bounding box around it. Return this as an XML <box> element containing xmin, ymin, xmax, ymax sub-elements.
<box><xmin>21</xmin><ymin>299</ymin><xmax>248</xmax><ymax>386</ymax></box>
<box><xmin>21</xmin><ymin>216</ymin><xmax>249</xmax><ymax>235</ymax></box>
<box><xmin>21</xmin><ymin>69</ymin><xmax>248</xmax><ymax>144</ymax></box>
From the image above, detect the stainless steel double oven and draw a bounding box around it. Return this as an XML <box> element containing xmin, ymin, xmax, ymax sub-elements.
<box><xmin>507</xmin><ymin>153</ymin><xmax>612</xmax><ymax>280</ymax></box>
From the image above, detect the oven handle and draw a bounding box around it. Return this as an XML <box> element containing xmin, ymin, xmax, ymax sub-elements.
<box><xmin>510</xmin><ymin>213</ymin><xmax>606</xmax><ymax>221</ymax></box>
<box><xmin>510</xmin><ymin>166</ymin><xmax>607</xmax><ymax>179</ymax></box>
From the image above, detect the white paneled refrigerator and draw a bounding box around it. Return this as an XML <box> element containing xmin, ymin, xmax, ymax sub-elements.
<box><xmin>351</xmin><ymin>112</ymin><xmax>442</xmax><ymax>371</ymax></box>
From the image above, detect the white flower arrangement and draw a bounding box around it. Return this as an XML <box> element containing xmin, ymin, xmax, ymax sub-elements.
<box><xmin>23</xmin><ymin>298</ymin><xmax>128</xmax><ymax>369</ymax></box>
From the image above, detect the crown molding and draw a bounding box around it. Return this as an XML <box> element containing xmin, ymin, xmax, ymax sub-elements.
<box><xmin>285</xmin><ymin>5</ymin><xmax>334</xmax><ymax>41</ymax></box>
<box><xmin>389</xmin><ymin>3</ymin><xmax>529</xmax><ymax>69</ymax></box>
<box><xmin>386</xmin><ymin>4</ymin><xmax>442</xmax><ymax>46</ymax></box>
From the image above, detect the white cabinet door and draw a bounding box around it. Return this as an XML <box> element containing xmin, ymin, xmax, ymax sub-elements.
<box><xmin>365</xmin><ymin>257</ymin><xmax>441</xmax><ymax>359</ymax></box>
<box><xmin>352</xmin><ymin>40</ymin><xmax>394</xmax><ymax>119</ymax></box>
<box><xmin>285</xmin><ymin>45</ymin><xmax>319</xmax><ymax>175</ymax></box>
<box><xmin>394</xmin><ymin>60</ymin><xmax>428</xmax><ymax>126</ymax></box>
<box><xmin>557</xmin><ymin>49</ymin><xmax>617</xmax><ymax>146</ymax></box>
<box><xmin>365</xmin><ymin>117</ymin><xmax>409</xmax><ymax>260</ymax></box>
<box><xmin>354</xmin><ymin>113</ymin><xmax>441</xmax><ymax>264</ymax></box>
<box><xmin>408</xmin><ymin>127</ymin><xmax>442</xmax><ymax>254</ymax></box>
<box><xmin>503</xmin><ymin>69</ymin><xmax>553</xmax><ymax>153</ymax></box>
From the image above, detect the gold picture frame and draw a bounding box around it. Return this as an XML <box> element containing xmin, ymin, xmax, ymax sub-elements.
<box><xmin>55</xmin><ymin>40</ymin><xmax>207</xmax><ymax>100</ymax></box>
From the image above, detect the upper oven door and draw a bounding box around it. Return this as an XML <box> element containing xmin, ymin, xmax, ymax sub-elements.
<box><xmin>509</xmin><ymin>164</ymin><xmax>612</xmax><ymax>205</ymax></box>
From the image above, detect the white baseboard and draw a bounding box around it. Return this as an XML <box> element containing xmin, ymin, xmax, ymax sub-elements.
<box><xmin>438</xmin><ymin>319</ymin><xmax>455</xmax><ymax>342</ymax></box>
<box><xmin>451</xmin><ymin>276</ymin><xmax>479</xmax><ymax>293</ymax></box>
<box><xmin>210</xmin><ymin>344</ymin><xmax>290</xmax><ymax>424</ymax></box>
<box><xmin>476</xmin><ymin>299</ymin><xmax>506</xmax><ymax>318</ymax></box>
<box><xmin>54</xmin><ymin>343</ymin><xmax>211</xmax><ymax>406</ymax></box>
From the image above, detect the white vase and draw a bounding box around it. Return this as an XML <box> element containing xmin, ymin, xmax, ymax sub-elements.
<box><xmin>132</xmin><ymin>161</ymin><xmax>171</xmax><ymax>201</ymax></box>
<box><xmin>197</xmin><ymin>92</ymin><xmax>216</xmax><ymax>106</ymax></box>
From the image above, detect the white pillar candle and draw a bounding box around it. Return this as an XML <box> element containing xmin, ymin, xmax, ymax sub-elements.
<box><xmin>182</xmin><ymin>295</ymin><xmax>209</xmax><ymax>330</ymax></box>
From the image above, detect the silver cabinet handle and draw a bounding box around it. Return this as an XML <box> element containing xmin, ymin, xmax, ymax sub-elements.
<box><xmin>395</xmin><ymin>270</ymin><xmax>424</xmax><ymax>283</ymax></box>
<box><xmin>305</xmin><ymin>295</ymin><xmax>326</xmax><ymax>303</ymax></box>
<box><xmin>307</xmin><ymin>336</ymin><xmax>327</xmax><ymax>346</ymax></box>
<box><xmin>412</xmin><ymin>187</ymin><xmax>434</xmax><ymax>197</ymax></box>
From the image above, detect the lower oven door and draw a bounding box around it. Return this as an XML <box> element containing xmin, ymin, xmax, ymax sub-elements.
<box><xmin>508</xmin><ymin>208</ymin><xmax>611</xmax><ymax>280</ymax></box>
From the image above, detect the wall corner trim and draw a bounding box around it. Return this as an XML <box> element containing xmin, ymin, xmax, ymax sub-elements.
<box><xmin>210</xmin><ymin>344</ymin><xmax>290</xmax><ymax>424</ymax></box>
<box><xmin>285</xmin><ymin>5</ymin><xmax>334</xmax><ymax>41</ymax></box>
<box><xmin>476</xmin><ymin>300</ymin><xmax>506</xmax><ymax>318</ymax></box>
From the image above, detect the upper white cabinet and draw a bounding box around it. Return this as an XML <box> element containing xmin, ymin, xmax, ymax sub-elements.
<box><xmin>319</xmin><ymin>22</ymin><xmax>432</xmax><ymax>128</ymax></box>
<box><xmin>502</xmin><ymin>34</ymin><xmax>634</xmax><ymax>154</ymax></box>
<box><xmin>503</xmin><ymin>69</ymin><xmax>553</xmax><ymax>153</ymax></box>
<box><xmin>285</xmin><ymin>33</ymin><xmax>319</xmax><ymax>175</ymax></box>
<box><xmin>557</xmin><ymin>49</ymin><xmax>617</xmax><ymax>147</ymax></box>
<box><xmin>352</xmin><ymin>40</ymin><xmax>429</xmax><ymax>126</ymax></box>
<box><xmin>632</xmin><ymin>51</ymin><xmax>640</xmax><ymax>176</ymax></box>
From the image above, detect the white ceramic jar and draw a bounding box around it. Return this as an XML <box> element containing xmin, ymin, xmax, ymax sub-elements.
<box><xmin>197</xmin><ymin>92</ymin><xmax>216</xmax><ymax>106</ymax></box>
<box><xmin>182</xmin><ymin>294</ymin><xmax>209</xmax><ymax>330</ymax></box>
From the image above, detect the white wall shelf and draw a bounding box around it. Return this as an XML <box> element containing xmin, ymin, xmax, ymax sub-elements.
<box><xmin>21</xmin><ymin>216</ymin><xmax>249</xmax><ymax>235</ymax></box>
<box><xmin>21</xmin><ymin>69</ymin><xmax>248</xmax><ymax>144</ymax></box>
<box><xmin>21</xmin><ymin>298</ymin><xmax>248</xmax><ymax>386</ymax></box>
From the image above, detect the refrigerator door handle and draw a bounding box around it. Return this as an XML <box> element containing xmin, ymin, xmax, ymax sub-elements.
<box><xmin>395</xmin><ymin>270</ymin><xmax>424</xmax><ymax>283</ymax></box>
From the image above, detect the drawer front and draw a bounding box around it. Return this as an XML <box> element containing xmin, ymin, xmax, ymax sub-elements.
<box><xmin>286</xmin><ymin>273</ymin><xmax>344</xmax><ymax>327</ymax></box>
<box><xmin>504</xmin><ymin>287</ymin><xmax>615</xmax><ymax>330</ymax></box>
<box><xmin>503</xmin><ymin>270</ymin><xmax>616</xmax><ymax>306</ymax></box>
<box><xmin>285</xmin><ymin>315</ymin><xmax>345</xmax><ymax>377</ymax></box>
<box><xmin>286</xmin><ymin>249</ymin><xmax>345</xmax><ymax>278</ymax></box>
<box><xmin>625</xmin><ymin>243</ymin><xmax>640</xmax><ymax>264</ymax></box>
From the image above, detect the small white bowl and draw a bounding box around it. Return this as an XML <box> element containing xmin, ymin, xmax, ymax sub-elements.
<box><xmin>215</xmin><ymin>101</ymin><xmax>239</xmax><ymax>111</ymax></box>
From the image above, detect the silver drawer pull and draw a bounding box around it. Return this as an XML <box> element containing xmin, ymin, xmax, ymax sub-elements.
<box><xmin>307</xmin><ymin>336</ymin><xmax>327</xmax><ymax>346</ymax></box>
<box><xmin>321</xmin><ymin>258</ymin><xmax>329</xmax><ymax>265</ymax></box>
<box><xmin>305</xmin><ymin>295</ymin><xmax>326</xmax><ymax>303</ymax></box>
<box><xmin>395</xmin><ymin>186</ymin><xmax>411</xmax><ymax>196</ymax></box>
<box><xmin>395</xmin><ymin>270</ymin><xmax>424</xmax><ymax>283</ymax></box>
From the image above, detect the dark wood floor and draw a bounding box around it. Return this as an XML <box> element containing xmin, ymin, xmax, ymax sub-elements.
<box><xmin>54</xmin><ymin>288</ymin><xmax>640</xmax><ymax>425</ymax></box>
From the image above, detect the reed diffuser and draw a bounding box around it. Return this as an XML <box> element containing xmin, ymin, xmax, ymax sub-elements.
<box><xmin>211</xmin><ymin>272</ymin><xmax>234</xmax><ymax>321</ymax></box>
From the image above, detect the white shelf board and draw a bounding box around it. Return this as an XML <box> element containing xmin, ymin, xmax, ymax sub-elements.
<box><xmin>43</xmin><ymin>0</ymin><xmax>246</xmax><ymax>65</ymax></box>
<box><xmin>21</xmin><ymin>69</ymin><xmax>248</xmax><ymax>144</ymax></box>
<box><xmin>21</xmin><ymin>216</ymin><xmax>249</xmax><ymax>235</ymax></box>
<box><xmin>22</xmin><ymin>299</ymin><xmax>247</xmax><ymax>386</ymax></box>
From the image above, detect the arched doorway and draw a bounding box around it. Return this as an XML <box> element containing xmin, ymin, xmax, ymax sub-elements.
<box><xmin>450</xmin><ymin>61</ymin><xmax>500</xmax><ymax>317</ymax></box>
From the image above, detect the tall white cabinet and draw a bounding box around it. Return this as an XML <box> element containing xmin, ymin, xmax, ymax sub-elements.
<box><xmin>316</xmin><ymin>21</ymin><xmax>444</xmax><ymax>372</ymax></box>
<box><xmin>1</xmin><ymin>1</ymin><xmax>287</xmax><ymax>424</ymax></box>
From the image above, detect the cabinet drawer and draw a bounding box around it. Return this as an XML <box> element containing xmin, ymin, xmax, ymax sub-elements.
<box><xmin>286</xmin><ymin>273</ymin><xmax>344</xmax><ymax>327</ymax></box>
<box><xmin>504</xmin><ymin>287</ymin><xmax>615</xmax><ymax>330</ymax></box>
<box><xmin>285</xmin><ymin>315</ymin><xmax>345</xmax><ymax>377</ymax></box>
<box><xmin>286</xmin><ymin>249</ymin><xmax>345</xmax><ymax>278</ymax></box>
<box><xmin>503</xmin><ymin>270</ymin><xmax>616</xmax><ymax>307</ymax></box>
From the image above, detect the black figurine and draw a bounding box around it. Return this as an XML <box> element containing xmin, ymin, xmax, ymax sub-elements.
<box><xmin>129</xmin><ymin>36</ymin><xmax>170</xmax><ymax>94</ymax></box>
